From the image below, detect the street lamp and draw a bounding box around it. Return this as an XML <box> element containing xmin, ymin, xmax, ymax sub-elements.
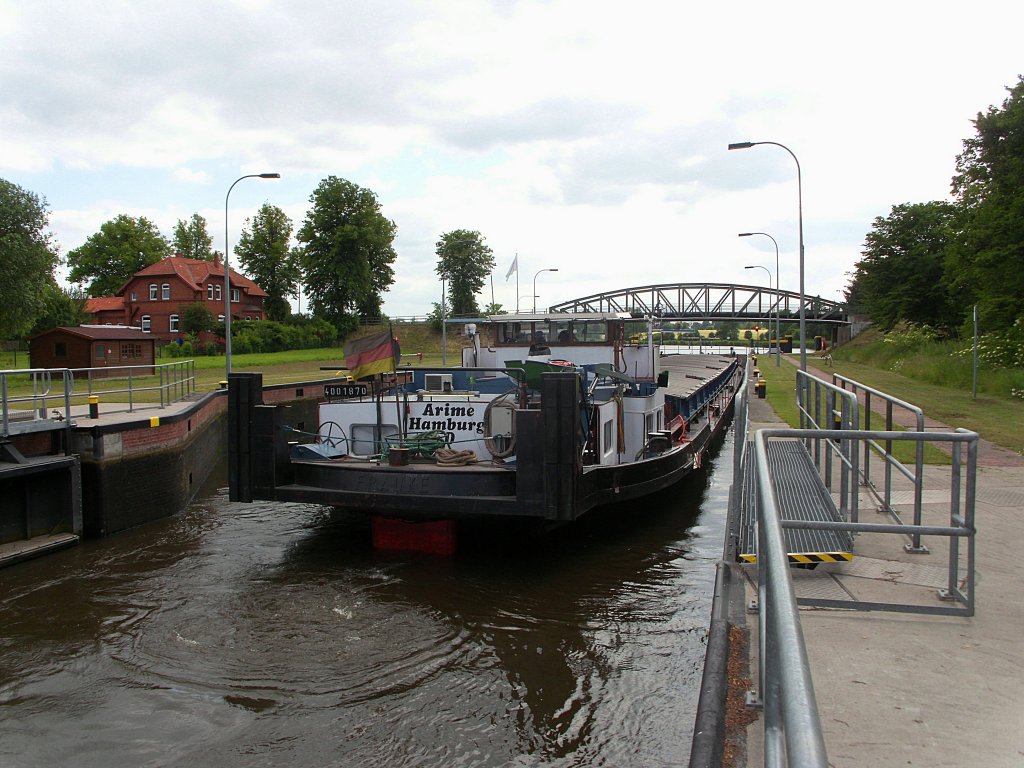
<box><xmin>532</xmin><ymin>268</ymin><xmax>558</xmax><ymax>313</ymax></box>
<box><xmin>440</xmin><ymin>238</ymin><xmax>477</xmax><ymax>366</ymax></box>
<box><xmin>728</xmin><ymin>141</ymin><xmax>805</xmax><ymax>372</ymax></box>
<box><xmin>224</xmin><ymin>172</ymin><xmax>280</xmax><ymax>377</ymax></box>
<box><xmin>739</xmin><ymin>231</ymin><xmax>781</xmax><ymax>367</ymax></box>
<box><xmin>744</xmin><ymin>265</ymin><xmax>772</xmax><ymax>358</ymax></box>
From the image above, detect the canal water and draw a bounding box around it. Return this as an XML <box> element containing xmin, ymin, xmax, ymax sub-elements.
<box><xmin>0</xmin><ymin>436</ymin><xmax>734</xmax><ymax>768</ymax></box>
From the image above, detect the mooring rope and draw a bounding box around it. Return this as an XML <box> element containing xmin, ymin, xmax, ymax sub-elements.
<box><xmin>434</xmin><ymin>448</ymin><xmax>478</xmax><ymax>466</ymax></box>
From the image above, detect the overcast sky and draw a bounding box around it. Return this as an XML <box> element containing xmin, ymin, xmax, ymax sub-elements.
<box><xmin>3</xmin><ymin>0</ymin><xmax>1022</xmax><ymax>317</ymax></box>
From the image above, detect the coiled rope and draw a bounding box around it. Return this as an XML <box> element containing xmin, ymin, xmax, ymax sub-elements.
<box><xmin>434</xmin><ymin>448</ymin><xmax>478</xmax><ymax>466</ymax></box>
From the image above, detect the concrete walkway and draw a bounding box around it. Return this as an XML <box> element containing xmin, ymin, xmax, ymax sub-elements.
<box><xmin>741</xmin><ymin>381</ymin><xmax>1024</xmax><ymax>767</ymax></box>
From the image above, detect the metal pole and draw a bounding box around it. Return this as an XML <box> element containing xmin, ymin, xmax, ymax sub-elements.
<box><xmin>532</xmin><ymin>268</ymin><xmax>558</xmax><ymax>313</ymax></box>
<box><xmin>224</xmin><ymin>172</ymin><xmax>279</xmax><ymax>378</ymax></box>
<box><xmin>730</xmin><ymin>142</ymin><xmax>805</xmax><ymax>372</ymax></box>
<box><xmin>744</xmin><ymin>264</ymin><xmax>771</xmax><ymax>355</ymax></box>
<box><xmin>972</xmin><ymin>304</ymin><xmax>978</xmax><ymax>400</ymax></box>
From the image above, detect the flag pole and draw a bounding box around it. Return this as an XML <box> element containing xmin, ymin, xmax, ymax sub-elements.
<box><xmin>390</xmin><ymin>323</ymin><xmax>404</xmax><ymax>441</ymax></box>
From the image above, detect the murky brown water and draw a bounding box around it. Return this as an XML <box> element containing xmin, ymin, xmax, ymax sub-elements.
<box><xmin>0</xmin><ymin>437</ymin><xmax>733</xmax><ymax>767</ymax></box>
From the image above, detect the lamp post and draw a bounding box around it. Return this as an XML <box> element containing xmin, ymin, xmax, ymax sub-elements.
<box><xmin>739</xmin><ymin>231</ymin><xmax>781</xmax><ymax>367</ymax></box>
<box><xmin>728</xmin><ymin>141</ymin><xmax>805</xmax><ymax>372</ymax></box>
<box><xmin>224</xmin><ymin>172</ymin><xmax>280</xmax><ymax>377</ymax></box>
<box><xmin>532</xmin><ymin>268</ymin><xmax>558</xmax><ymax>313</ymax></box>
<box><xmin>744</xmin><ymin>264</ymin><xmax>772</xmax><ymax>357</ymax></box>
<box><xmin>440</xmin><ymin>238</ymin><xmax>477</xmax><ymax>366</ymax></box>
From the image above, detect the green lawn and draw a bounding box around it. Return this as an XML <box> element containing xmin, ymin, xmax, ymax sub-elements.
<box><xmin>753</xmin><ymin>352</ymin><xmax>1023</xmax><ymax>458</ymax></box>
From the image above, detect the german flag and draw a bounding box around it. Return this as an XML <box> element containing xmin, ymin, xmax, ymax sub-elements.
<box><xmin>344</xmin><ymin>329</ymin><xmax>398</xmax><ymax>380</ymax></box>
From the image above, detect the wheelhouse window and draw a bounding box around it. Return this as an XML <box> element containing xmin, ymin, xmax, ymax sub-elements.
<box><xmin>169</xmin><ymin>314</ymin><xmax>179</xmax><ymax>332</ymax></box>
<box><xmin>161</xmin><ymin>283</ymin><xmax>170</xmax><ymax>300</ymax></box>
<box><xmin>141</xmin><ymin>315</ymin><xmax>151</xmax><ymax>332</ymax></box>
<box><xmin>149</xmin><ymin>284</ymin><xmax>158</xmax><ymax>300</ymax></box>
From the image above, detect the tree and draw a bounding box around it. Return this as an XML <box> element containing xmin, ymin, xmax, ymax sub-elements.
<box><xmin>0</xmin><ymin>179</ymin><xmax>60</xmax><ymax>339</ymax></box>
<box><xmin>181</xmin><ymin>302</ymin><xmax>215</xmax><ymax>337</ymax></box>
<box><xmin>235</xmin><ymin>204</ymin><xmax>300</xmax><ymax>321</ymax></box>
<box><xmin>947</xmin><ymin>76</ymin><xmax>1024</xmax><ymax>329</ymax></box>
<box><xmin>29</xmin><ymin>282</ymin><xmax>88</xmax><ymax>335</ymax></box>
<box><xmin>850</xmin><ymin>201</ymin><xmax>958</xmax><ymax>331</ymax></box>
<box><xmin>435</xmin><ymin>230</ymin><xmax>495</xmax><ymax>316</ymax></box>
<box><xmin>67</xmin><ymin>214</ymin><xmax>171</xmax><ymax>297</ymax></box>
<box><xmin>172</xmin><ymin>213</ymin><xmax>215</xmax><ymax>260</ymax></box>
<box><xmin>296</xmin><ymin>176</ymin><xmax>397</xmax><ymax>332</ymax></box>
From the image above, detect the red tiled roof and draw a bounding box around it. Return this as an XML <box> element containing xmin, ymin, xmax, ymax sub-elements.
<box><xmin>128</xmin><ymin>255</ymin><xmax>268</xmax><ymax>297</ymax></box>
<box><xmin>84</xmin><ymin>296</ymin><xmax>126</xmax><ymax>312</ymax></box>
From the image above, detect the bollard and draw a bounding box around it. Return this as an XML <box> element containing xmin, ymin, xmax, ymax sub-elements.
<box><xmin>88</xmin><ymin>395</ymin><xmax>99</xmax><ymax>418</ymax></box>
<box><xmin>755</xmin><ymin>379</ymin><xmax>766</xmax><ymax>399</ymax></box>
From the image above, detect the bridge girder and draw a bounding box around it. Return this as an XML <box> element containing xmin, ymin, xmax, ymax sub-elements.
<box><xmin>548</xmin><ymin>283</ymin><xmax>847</xmax><ymax>324</ymax></box>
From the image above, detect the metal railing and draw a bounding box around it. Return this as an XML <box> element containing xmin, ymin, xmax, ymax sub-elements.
<box><xmin>796</xmin><ymin>369</ymin><xmax>861</xmax><ymax>522</ymax></box>
<box><xmin>831</xmin><ymin>372</ymin><xmax>929</xmax><ymax>551</ymax></box>
<box><xmin>1</xmin><ymin>360</ymin><xmax>197</xmax><ymax>419</ymax></box>
<box><xmin>752</xmin><ymin>428</ymin><xmax>829</xmax><ymax>768</ymax></box>
<box><xmin>1</xmin><ymin>368</ymin><xmax>74</xmax><ymax>441</ymax></box>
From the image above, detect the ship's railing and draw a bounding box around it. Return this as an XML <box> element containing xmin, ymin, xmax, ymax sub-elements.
<box><xmin>830</xmin><ymin>372</ymin><xmax>930</xmax><ymax>551</ymax></box>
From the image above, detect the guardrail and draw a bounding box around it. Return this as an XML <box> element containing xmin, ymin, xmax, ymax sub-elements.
<box><xmin>1</xmin><ymin>360</ymin><xmax>197</xmax><ymax>421</ymax></box>
<box><xmin>1</xmin><ymin>368</ymin><xmax>74</xmax><ymax>445</ymax></box>
<box><xmin>796</xmin><ymin>369</ymin><xmax>861</xmax><ymax>522</ymax></box>
<box><xmin>831</xmin><ymin>372</ymin><xmax>929</xmax><ymax>552</ymax></box>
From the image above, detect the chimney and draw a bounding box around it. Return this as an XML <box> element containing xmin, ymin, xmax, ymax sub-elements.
<box><xmin>213</xmin><ymin>253</ymin><xmax>221</xmax><ymax>267</ymax></box>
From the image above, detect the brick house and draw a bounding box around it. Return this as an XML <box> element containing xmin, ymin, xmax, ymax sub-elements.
<box><xmin>82</xmin><ymin>254</ymin><xmax>268</xmax><ymax>345</ymax></box>
<box><xmin>29</xmin><ymin>325</ymin><xmax>155</xmax><ymax>378</ymax></box>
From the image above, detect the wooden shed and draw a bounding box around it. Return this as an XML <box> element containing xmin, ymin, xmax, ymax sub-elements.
<box><xmin>29</xmin><ymin>326</ymin><xmax>156</xmax><ymax>378</ymax></box>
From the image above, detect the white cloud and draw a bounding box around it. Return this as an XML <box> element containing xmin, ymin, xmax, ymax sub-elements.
<box><xmin>2</xmin><ymin>0</ymin><xmax>1022</xmax><ymax>317</ymax></box>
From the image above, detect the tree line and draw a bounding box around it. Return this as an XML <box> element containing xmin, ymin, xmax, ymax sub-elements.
<box><xmin>848</xmin><ymin>76</ymin><xmax>1024</xmax><ymax>337</ymax></box>
<box><xmin>0</xmin><ymin>175</ymin><xmax>499</xmax><ymax>343</ymax></box>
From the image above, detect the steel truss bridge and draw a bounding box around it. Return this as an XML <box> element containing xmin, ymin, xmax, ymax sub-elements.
<box><xmin>548</xmin><ymin>283</ymin><xmax>847</xmax><ymax>325</ymax></box>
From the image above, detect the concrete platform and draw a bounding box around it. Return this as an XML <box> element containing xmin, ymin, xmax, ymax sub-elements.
<box><xmin>741</xmin><ymin>379</ymin><xmax>1024</xmax><ymax>767</ymax></box>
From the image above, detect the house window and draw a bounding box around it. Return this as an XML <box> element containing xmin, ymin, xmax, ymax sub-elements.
<box><xmin>141</xmin><ymin>315</ymin><xmax>151</xmax><ymax>332</ymax></box>
<box><xmin>95</xmin><ymin>345</ymin><xmax>106</xmax><ymax>360</ymax></box>
<box><xmin>130</xmin><ymin>291</ymin><xmax>137</xmax><ymax>302</ymax></box>
<box><xmin>169</xmin><ymin>314</ymin><xmax>179</xmax><ymax>332</ymax></box>
<box><xmin>162</xmin><ymin>283</ymin><xmax>170</xmax><ymax>300</ymax></box>
<box><xmin>149</xmin><ymin>284</ymin><xmax>158</xmax><ymax>300</ymax></box>
<box><xmin>207</xmin><ymin>284</ymin><xmax>214</xmax><ymax>300</ymax></box>
<box><xmin>54</xmin><ymin>342</ymin><xmax>67</xmax><ymax>358</ymax></box>
<box><xmin>231</xmin><ymin>288</ymin><xmax>240</xmax><ymax>303</ymax></box>
<box><xmin>217</xmin><ymin>315</ymin><xmax>224</xmax><ymax>323</ymax></box>
<box><xmin>215</xmin><ymin>284</ymin><xmax>222</xmax><ymax>301</ymax></box>
<box><xmin>120</xmin><ymin>343</ymin><xmax>142</xmax><ymax>359</ymax></box>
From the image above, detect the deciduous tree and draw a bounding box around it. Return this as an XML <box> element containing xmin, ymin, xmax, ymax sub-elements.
<box><xmin>296</xmin><ymin>177</ymin><xmax>397</xmax><ymax>333</ymax></box>
<box><xmin>67</xmin><ymin>214</ymin><xmax>171</xmax><ymax>297</ymax></box>
<box><xmin>235</xmin><ymin>204</ymin><xmax>299</xmax><ymax>321</ymax></box>
<box><xmin>947</xmin><ymin>75</ymin><xmax>1024</xmax><ymax>329</ymax></box>
<box><xmin>850</xmin><ymin>201</ymin><xmax>958</xmax><ymax>331</ymax></box>
<box><xmin>435</xmin><ymin>230</ymin><xmax>495</xmax><ymax>317</ymax></box>
<box><xmin>172</xmin><ymin>213</ymin><xmax>215</xmax><ymax>260</ymax></box>
<box><xmin>0</xmin><ymin>179</ymin><xmax>60</xmax><ymax>339</ymax></box>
